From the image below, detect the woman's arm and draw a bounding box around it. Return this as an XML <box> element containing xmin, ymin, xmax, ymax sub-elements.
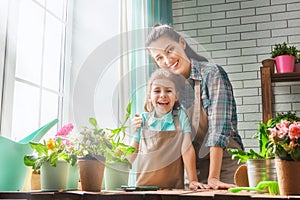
<box><xmin>203</xmin><ymin>66</ymin><xmax>239</xmax><ymax>189</ymax></box>
<box><xmin>208</xmin><ymin>146</ymin><xmax>235</xmax><ymax>189</ymax></box>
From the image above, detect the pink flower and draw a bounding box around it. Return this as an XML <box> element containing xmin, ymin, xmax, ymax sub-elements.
<box><xmin>289</xmin><ymin>122</ymin><xmax>300</xmax><ymax>140</ymax></box>
<box><xmin>55</xmin><ymin>123</ymin><xmax>74</xmax><ymax>137</ymax></box>
<box><xmin>54</xmin><ymin>123</ymin><xmax>74</xmax><ymax>147</ymax></box>
<box><xmin>61</xmin><ymin>138</ymin><xmax>71</xmax><ymax>146</ymax></box>
<box><xmin>268</xmin><ymin>118</ymin><xmax>300</xmax><ymax>161</ymax></box>
<box><xmin>268</xmin><ymin>127</ymin><xmax>278</xmax><ymax>140</ymax></box>
<box><xmin>277</xmin><ymin>119</ymin><xmax>289</xmax><ymax>131</ymax></box>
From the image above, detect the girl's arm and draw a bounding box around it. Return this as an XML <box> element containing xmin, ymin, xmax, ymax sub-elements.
<box><xmin>126</xmin><ymin>140</ymin><xmax>139</xmax><ymax>164</ymax></box>
<box><xmin>182</xmin><ymin>133</ymin><xmax>209</xmax><ymax>190</ymax></box>
<box><xmin>127</xmin><ymin>113</ymin><xmax>143</xmax><ymax>163</ymax></box>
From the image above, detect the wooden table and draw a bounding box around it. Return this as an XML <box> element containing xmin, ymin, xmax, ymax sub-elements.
<box><xmin>1</xmin><ymin>189</ymin><xmax>299</xmax><ymax>200</ymax></box>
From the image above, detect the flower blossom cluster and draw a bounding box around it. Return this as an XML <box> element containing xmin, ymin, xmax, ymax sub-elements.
<box><xmin>268</xmin><ymin>120</ymin><xmax>300</xmax><ymax>147</ymax></box>
<box><xmin>54</xmin><ymin>123</ymin><xmax>74</xmax><ymax>147</ymax></box>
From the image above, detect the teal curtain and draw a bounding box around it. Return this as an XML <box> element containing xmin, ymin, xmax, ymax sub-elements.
<box><xmin>147</xmin><ymin>0</ymin><xmax>173</xmax><ymax>27</ymax></box>
<box><xmin>127</xmin><ymin>0</ymin><xmax>173</xmax><ymax>185</ymax></box>
<box><xmin>129</xmin><ymin>0</ymin><xmax>147</xmax><ymax>117</ymax></box>
<box><xmin>129</xmin><ymin>0</ymin><xmax>173</xmax><ymax>114</ymax></box>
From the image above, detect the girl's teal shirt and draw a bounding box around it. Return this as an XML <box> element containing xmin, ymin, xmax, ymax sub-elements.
<box><xmin>134</xmin><ymin>108</ymin><xmax>191</xmax><ymax>142</ymax></box>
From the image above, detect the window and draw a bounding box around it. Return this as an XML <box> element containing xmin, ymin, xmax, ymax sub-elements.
<box><xmin>0</xmin><ymin>0</ymin><xmax>68</xmax><ymax>140</ymax></box>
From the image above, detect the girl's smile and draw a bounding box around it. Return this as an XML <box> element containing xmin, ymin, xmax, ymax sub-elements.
<box><xmin>149</xmin><ymin>78</ymin><xmax>178</xmax><ymax>118</ymax></box>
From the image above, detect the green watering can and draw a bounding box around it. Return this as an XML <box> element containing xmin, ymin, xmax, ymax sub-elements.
<box><xmin>0</xmin><ymin>119</ymin><xmax>58</xmax><ymax>191</ymax></box>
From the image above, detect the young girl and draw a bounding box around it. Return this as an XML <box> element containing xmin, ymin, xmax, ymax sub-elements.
<box><xmin>141</xmin><ymin>24</ymin><xmax>244</xmax><ymax>189</ymax></box>
<box><xmin>128</xmin><ymin>69</ymin><xmax>203</xmax><ymax>190</ymax></box>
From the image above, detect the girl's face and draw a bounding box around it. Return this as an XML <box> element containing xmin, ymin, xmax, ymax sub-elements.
<box><xmin>149</xmin><ymin>78</ymin><xmax>178</xmax><ymax>118</ymax></box>
<box><xmin>148</xmin><ymin>36</ymin><xmax>191</xmax><ymax>78</ymax></box>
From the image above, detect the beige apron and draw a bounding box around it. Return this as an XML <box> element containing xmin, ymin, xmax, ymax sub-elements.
<box><xmin>188</xmin><ymin>80</ymin><xmax>242</xmax><ymax>184</ymax></box>
<box><xmin>136</xmin><ymin>110</ymin><xmax>184</xmax><ymax>189</ymax></box>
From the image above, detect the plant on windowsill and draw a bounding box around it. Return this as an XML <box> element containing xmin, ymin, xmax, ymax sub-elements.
<box><xmin>76</xmin><ymin>101</ymin><xmax>135</xmax><ymax>191</ymax></box>
<box><xmin>76</xmin><ymin>102</ymin><xmax>135</xmax><ymax>164</ymax></box>
<box><xmin>271</xmin><ymin>42</ymin><xmax>298</xmax><ymax>73</ymax></box>
<box><xmin>75</xmin><ymin>117</ymin><xmax>109</xmax><ymax>192</ymax></box>
<box><xmin>103</xmin><ymin>102</ymin><xmax>135</xmax><ymax>190</ymax></box>
<box><xmin>24</xmin><ymin>123</ymin><xmax>77</xmax><ymax>191</ymax></box>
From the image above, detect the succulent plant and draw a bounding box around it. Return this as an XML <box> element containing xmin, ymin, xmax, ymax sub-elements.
<box><xmin>271</xmin><ymin>42</ymin><xmax>298</xmax><ymax>58</ymax></box>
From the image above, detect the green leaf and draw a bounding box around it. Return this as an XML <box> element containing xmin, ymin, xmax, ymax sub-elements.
<box><xmin>29</xmin><ymin>142</ymin><xmax>48</xmax><ymax>155</ymax></box>
<box><xmin>24</xmin><ymin>155</ymin><xmax>38</xmax><ymax>167</ymax></box>
<box><xmin>89</xmin><ymin>117</ymin><xmax>98</xmax><ymax>128</ymax></box>
<box><xmin>258</xmin><ymin>123</ymin><xmax>271</xmax><ymax>158</ymax></box>
<box><xmin>126</xmin><ymin>101</ymin><xmax>132</xmax><ymax>120</ymax></box>
<box><xmin>291</xmin><ymin>147</ymin><xmax>300</xmax><ymax>161</ymax></box>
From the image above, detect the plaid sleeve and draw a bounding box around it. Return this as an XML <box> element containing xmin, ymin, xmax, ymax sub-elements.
<box><xmin>202</xmin><ymin>66</ymin><xmax>238</xmax><ymax>148</ymax></box>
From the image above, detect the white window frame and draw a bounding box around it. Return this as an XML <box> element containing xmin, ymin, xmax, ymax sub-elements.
<box><xmin>0</xmin><ymin>0</ymin><xmax>70</xmax><ymax>140</ymax></box>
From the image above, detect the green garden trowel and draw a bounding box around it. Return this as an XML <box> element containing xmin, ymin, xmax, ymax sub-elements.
<box><xmin>229</xmin><ymin>181</ymin><xmax>279</xmax><ymax>195</ymax></box>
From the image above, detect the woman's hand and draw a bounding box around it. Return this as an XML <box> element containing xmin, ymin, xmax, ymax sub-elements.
<box><xmin>189</xmin><ymin>181</ymin><xmax>210</xmax><ymax>190</ymax></box>
<box><xmin>207</xmin><ymin>177</ymin><xmax>236</xmax><ymax>189</ymax></box>
<box><xmin>131</xmin><ymin>114</ymin><xmax>142</xmax><ymax>132</ymax></box>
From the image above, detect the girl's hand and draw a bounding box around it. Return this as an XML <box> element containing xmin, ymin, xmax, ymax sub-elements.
<box><xmin>131</xmin><ymin>114</ymin><xmax>142</xmax><ymax>132</ymax></box>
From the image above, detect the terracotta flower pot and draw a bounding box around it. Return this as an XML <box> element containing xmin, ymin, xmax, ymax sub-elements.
<box><xmin>31</xmin><ymin>173</ymin><xmax>41</xmax><ymax>190</ymax></box>
<box><xmin>275</xmin><ymin>159</ymin><xmax>300</xmax><ymax>195</ymax></box>
<box><xmin>78</xmin><ymin>157</ymin><xmax>105</xmax><ymax>192</ymax></box>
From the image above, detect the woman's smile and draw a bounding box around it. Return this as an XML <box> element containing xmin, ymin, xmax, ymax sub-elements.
<box><xmin>148</xmin><ymin>36</ymin><xmax>191</xmax><ymax>78</ymax></box>
<box><xmin>169</xmin><ymin>61</ymin><xmax>179</xmax><ymax>70</ymax></box>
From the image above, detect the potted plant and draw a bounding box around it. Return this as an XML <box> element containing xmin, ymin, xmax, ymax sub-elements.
<box><xmin>24</xmin><ymin>123</ymin><xmax>77</xmax><ymax>191</ymax></box>
<box><xmin>228</xmin><ymin>123</ymin><xmax>276</xmax><ymax>188</ymax></box>
<box><xmin>271</xmin><ymin>42</ymin><xmax>298</xmax><ymax>73</ymax></box>
<box><xmin>267</xmin><ymin>112</ymin><xmax>300</xmax><ymax>195</ymax></box>
<box><xmin>76</xmin><ymin>118</ymin><xmax>110</xmax><ymax>192</ymax></box>
<box><xmin>228</xmin><ymin>111</ymin><xmax>300</xmax><ymax>188</ymax></box>
<box><xmin>103</xmin><ymin>102</ymin><xmax>135</xmax><ymax>190</ymax></box>
<box><xmin>76</xmin><ymin>101</ymin><xmax>135</xmax><ymax>191</ymax></box>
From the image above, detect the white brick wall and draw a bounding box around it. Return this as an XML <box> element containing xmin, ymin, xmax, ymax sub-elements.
<box><xmin>172</xmin><ymin>0</ymin><xmax>300</xmax><ymax>151</ymax></box>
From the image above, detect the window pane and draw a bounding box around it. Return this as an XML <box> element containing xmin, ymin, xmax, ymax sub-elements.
<box><xmin>46</xmin><ymin>0</ymin><xmax>66</xmax><ymax>20</ymax></box>
<box><xmin>11</xmin><ymin>82</ymin><xmax>40</xmax><ymax>141</ymax></box>
<box><xmin>41</xmin><ymin>90</ymin><xmax>59</xmax><ymax>138</ymax></box>
<box><xmin>35</xmin><ymin>0</ymin><xmax>45</xmax><ymax>6</ymax></box>
<box><xmin>15</xmin><ymin>0</ymin><xmax>44</xmax><ymax>85</ymax></box>
<box><xmin>43</xmin><ymin>12</ymin><xmax>63</xmax><ymax>91</ymax></box>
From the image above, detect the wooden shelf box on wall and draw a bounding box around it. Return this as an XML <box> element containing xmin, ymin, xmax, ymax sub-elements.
<box><xmin>260</xmin><ymin>59</ymin><xmax>300</xmax><ymax>124</ymax></box>
<box><xmin>260</xmin><ymin>60</ymin><xmax>300</xmax><ymax>123</ymax></box>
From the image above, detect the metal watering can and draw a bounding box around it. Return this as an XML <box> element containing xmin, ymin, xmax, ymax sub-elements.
<box><xmin>0</xmin><ymin>119</ymin><xmax>58</xmax><ymax>191</ymax></box>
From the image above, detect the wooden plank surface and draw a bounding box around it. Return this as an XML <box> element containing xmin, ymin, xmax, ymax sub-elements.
<box><xmin>1</xmin><ymin>190</ymin><xmax>300</xmax><ymax>200</ymax></box>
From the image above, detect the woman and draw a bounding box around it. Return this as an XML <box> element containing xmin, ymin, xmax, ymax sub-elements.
<box><xmin>137</xmin><ymin>24</ymin><xmax>244</xmax><ymax>189</ymax></box>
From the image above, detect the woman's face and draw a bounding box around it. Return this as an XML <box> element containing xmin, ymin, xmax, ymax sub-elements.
<box><xmin>148</xmin><ymin>36</ymin><xmax>191</xmax><ymax>78</ymax></box>
<box><xmin>149</xmin><ymin>78</ymin><xmax>178</xmax><ymax>118</ymax></box>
